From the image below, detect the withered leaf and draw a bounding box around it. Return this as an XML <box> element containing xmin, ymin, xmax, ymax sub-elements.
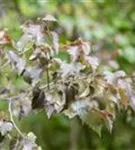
<box><xmin>67</xmin><ymin>46</ymin><xmax>79</xmax><ymax>62</ymax></box>
<box><xmin>7</xmin><ymin>51</ymin><xmax>26</xmax><ymax>75</ymax></box>
<box><xmin>42</xmin><ymin>14</ymin><xmax>57</xmax><ymax>22</ymax></box>
<box><xmin>17</xmin><ymin>34</ymin><xmax>33</xmax><ymax>51</ymax></box>
<box><xmin>20</xmin><ymin>132</ymin><xmax>41</xmax><ymax>150</ymax></box>
<box><xmin>23</xmin><ymin>67</ymin><xmax>42</xmax><ymax>85</ymax></box>
<box><xmin>81</xmin><ymin>41</ymin><xmax>91</xmax><ymax>55</ymax></box>
<box><xmin>20</xmin><ymin>23</ymin><xmax>45</xmax><ymax>46</ymax></box>
<box><xmin>118</xmin><ymin>87</ymin><xmax>129</xmax><ymax>108</ymax></box>
<box><xmin>81</xmin><ymin>110</ymin><xmax>103</xmax><ymax>136</ymax></box>
<box><xmin>64</xmin><ymin>99</ymin><xmax>101</xmax><ymax>135</ymax></box>
<box><xmin>51</xmin><ymin>32</ymin><xmax>59</xmax><ymax>54</ymax></box>
<box><xmin>10</xmin><ymin>93</ymin><xmax>32</xmax><ymax>118</ymax></box>
<box><xmin>79</xmin><ymin>86</ymin><xmax>90</xmax><ymax>98</ymax></box>
<box><xmin>104</xmin><ymin>70</ymin><xmax>126</xmax><ymax>85</ymax></box>
<box><xmin>0</xmin><ymin>29</ymin><xmax>11</xmax><ymax>45</ymax></box>
<box><xmin>97</xmin><ymin>110</ymin><xmax>113</xmax><ymax>133</ymax></box>
<box><xmin>0</xmin><ymin>120</ymin><xmax>13</xmax><ymax>136</ymax></box>
<box><xmin>85</xmin><ymin>56</ymin><xmax>99</xmax><ymax>71</ymax></box>
<box><xmin>60</xmin><ymin>62</ymin><xmax>84</xmax><ymax>77</ymax></box>
<box><xmin>45</xmin><ymin>90</ymin><xmax>65</xmax><ymax>118</ymax></box>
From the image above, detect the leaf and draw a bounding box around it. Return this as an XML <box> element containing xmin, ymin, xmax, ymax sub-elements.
<box><xmin>42</xmin><ymin>14</ymin><xmax>57</xmax><ymax>22</ymax></box>
<box><xmin>67</xmin><ymin>41</ymin><xmax>91</xmax><ymax>62</ymax></box>
<box><xmin>104</xmin><ymin>70</ymin><xmax>126</xmax><ymax>85</ymax></box>
<box><xmin>7</xmin><ymin>51</ymin><xmax>26</xmax><ymax>75</ymax></box>
<box><xmin>23</xmin><ymin>67</ymin><xmax>42</xmax><ymax>85</ymax></box>
<box><xmin>108</xmin><ymin>60</ymin><xmax>119</xmax><ymax>70</ymax></box>
<box><xmin>21</xmin><ymin>24</ymin><xmax>41</xmax><ymax>38</ymax></box>
<box><xmin>97</xmin><ymin>110</ymin><xmax>113</xmax><ymax>133</ymax></box>
<box><xmin>21</xmin><ymin>132</ymin><xmax>41</xmax><ymax>150</ymax></box>
<box><xmin>93</xmin><ymin>78</ymin><xmax>106</xmax><ymax>98</ymax></box>
<box><xmin>78</xmin><ymin>80</ymin><xmax>87</xmax><ymax>95</ymax></box>
<box><xmin>51</xmin><ymin>32</ymin><xmax>59</xmax><ymax>54</ymax></box>
<box><xmin>79</xmin><ymin>86</ymin><xmax>90</xmax><ymax>98</ymax></box>
<box><xmin>81</xmin><ymin>41</ymin><xmax>91</xmax><ymax>55</ymax></box>
<box><xmin>0</xmin><ymin>87</ymin><xmax>9</xmax><ymax>99</ymax></box>
<box><xmin>118</xmin><ymin>87</ymin><xmax>128</xmax><ymax>108</ymax></box>
<box><xmin>83</xmin><ymin>110</ymin><xmax>103</xmax><ymax>136</ymax></box>
<box><xmin>121</xmin><ymin>47</ymin><xmax>135</xmax><ymax>63</ymax></box>
<box><xmin>130</xmin><ymin>93</ymin><xmax>135</xmax><ymax>110</ymax></box>
<box><xmin>64</xmin><ymin>98</ymin><xmax>102</xmax><ymax>135</ymax></box>
<box><xmin>0</xmin><ymin>30</ymin><xmax>5</xmax><ymax>39</ymax></box>
<box><xmin>0</xmin><ymin>120</ymin><xmax>13</xmax><ymax>136</ymax></box>
<box><xmin>115</xmin><ymin>70</ymin><xmax>126</xmax><ymax>78</ymax></box>
<box><xmin>63</xmin><ymin>108</ymin><xmax>76</xmax><ymax>119</ymax></box>
<box><xmin>0</xmin><ymin>29</ymin><xmax>11</xmax><ymax>45</ymax></box>
<box><xmin>17</xmin><ymin>34</ymin><xmax>33</xmax><ymax>51</ymax></box>
<box><xmin>10</xmin><ymin>132</ymin><xmax>42</xmax><ymax>150</ymax></box>
<box><xmin>45</xmin><ymin>91</ymin><xmax>65</xmax><ymax>118</ymax></box>
<box><xmin>67</xmin><ymin>46</ymin><xmax>79</xmax><ymax>62</ymax></box>
<box><xmin>20</xmin><ymin>23</ymin><xmax>45</xmax><ymax>46</ymax></box>
<box><xmin>105</xmin><ymin>116</ymin><xmax>113</xmax><ymax>133</ymax></box>
<box><xmin>64</xmin><ymin>99</ymin><xmax>90</xmax><ymax>119</ymax></box>
<box><xmin>11</xmin><ymin>93</ymin><xmax>32</xmax><ymax>117</ymax></box>
<box><xmin>85</xmin><ymin>56</ymin><xmax>99</xmax><ymax>70</ymax></box>
<box><xmin>45</xmin><ymin>104</ymin><xmax>56</xmax><ymax>119</ymax></box>
<box><xmin>104</xmin><ymin>72</ymin><xmax>115</xmax><ymax>84</ymax></box>
<box><xmin>29</xmin><ymin>46</ymin><xmax>51</xmax><ymax>66</ymax></box>
<box><xmin>29</xmin><ymin>48</ymin><xmax>41</xmax><ymax>61</ymax></box>
<box><xmin>60</xmin><ymin>62</ymin><xmax>84</xmax><ymax>77</ymax></box>
<box><xmin>117</xmin><ymin>77</ymin><xmax>133</xmax><ymax>109</ymax></box>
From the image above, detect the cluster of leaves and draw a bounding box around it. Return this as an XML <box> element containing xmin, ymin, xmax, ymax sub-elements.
<box><xmin>0</xmin><ymin>14</ymin><xmax>135</xmax><ymax>149</ymax></box>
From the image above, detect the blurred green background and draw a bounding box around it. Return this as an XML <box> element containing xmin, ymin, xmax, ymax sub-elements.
<box><xmin>1</xmin><ymin>0</ymin><xmax>135</xmax><ymax>149</ymax></box>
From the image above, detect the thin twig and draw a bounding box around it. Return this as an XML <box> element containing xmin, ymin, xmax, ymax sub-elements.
<box><xmin>8</xmin><ymin>100</ymin><xmax>24</xmax><ymax>138</ymax></box>
<box><xmin>46</xmin><ymin>66</ymin><xmax>50</xmax><ymax>90</ymax></box>
<box><xmin>40</xmin><ymin>82</ymin><xmax>54</xmax><ymax>89</ymax></box>
<box><xmin>7</xmin><ymin>133</ymin><xmax>12</xmax><ymax>140</ymax></box>
<box><xmin>40</xmin><ymin>76</ymin><xmax>88</xmax><ymax>90</ymax></box>
<box><xmin>19</xmin><ymin>48</ymin><xmax>30</xmax><ymax>55</ymax></box>
<box><xmin>0</xmin><ymin>60</ymin><xmax>10</xmax><ymax>69</ymax></box>
<box><xmin>69</xmin><ymin>118</ymin><xmax>80</xmax><ymax>150</ymax></box>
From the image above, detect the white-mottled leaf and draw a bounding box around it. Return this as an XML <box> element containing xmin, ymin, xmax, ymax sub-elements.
<box><xmin>11</xmin><ymin>94</ymin><xmax>32</xmax><ymax>117</ymax></box>
<box><xmin>60</xmin><ymin>62</ymin><xmax>84</xmax><ymax>77</ymax></box>
<box><xmin>17</xmin><ymin>34</ymin><xmax>33</xmax><ymax>51</ymax></box>
<box><xmin>23</xmin><ymin>67</ymin><xmax>42</xmax><ymax>86</ymax></box>
<box><xmin>0</xmin><ymin>120</ymin><xmax>13</xmax><ymax>136</ymax></box>
<box><xmin>7</xmin><ymin>51</ymin><xmax>26</xmax><ymax>75</ymax></box>
<box><xmin>45</xmin><ymin>91</ymin><xmax>65</xmax><ymax>118</ymax></box>
<box><xmin>51</xmin><ymin>32</ymin><xmax>59</xmax><ymax>54</ymax></box>
<box><xmin>104</xmin><ymin>72</ymin><xmax>115</xmax><ymax>84</ymax></box>
<box><xmin>21</xmin><ymin>132</ymin><xmax>41</xmax><ymax>150</ymax></box>
<box><xmin>85</xmin><ymin>56</ymin><xmax>99</xmax><ymax>70</ymax></box>
<box><xmin>115</xmin><ymin>70</ymin><xmax>126</xmax><ymax>78</ymax></box>
<box><xmin>67</xmin><ymin>46</ymin><xmax>79</xmax><ymax>62</ymax></box>
<box><xmin>82</xmin><ymin>42</ymin><xmax>91</xmax><ymax>55</ymax></box>
<box><xmin>20</xmin><ymin>23</ymin><xmax>45</xmax><ymax>46</ymax></box>
<box><xmin>42</xmin><ymin>14</ymin><xmax>57</xmax><ymax>22</ymax></box>
<box><xmin>79</xmin><ymin>86</ymin><xmax>90</xmax><ymax>98</ymax></box>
